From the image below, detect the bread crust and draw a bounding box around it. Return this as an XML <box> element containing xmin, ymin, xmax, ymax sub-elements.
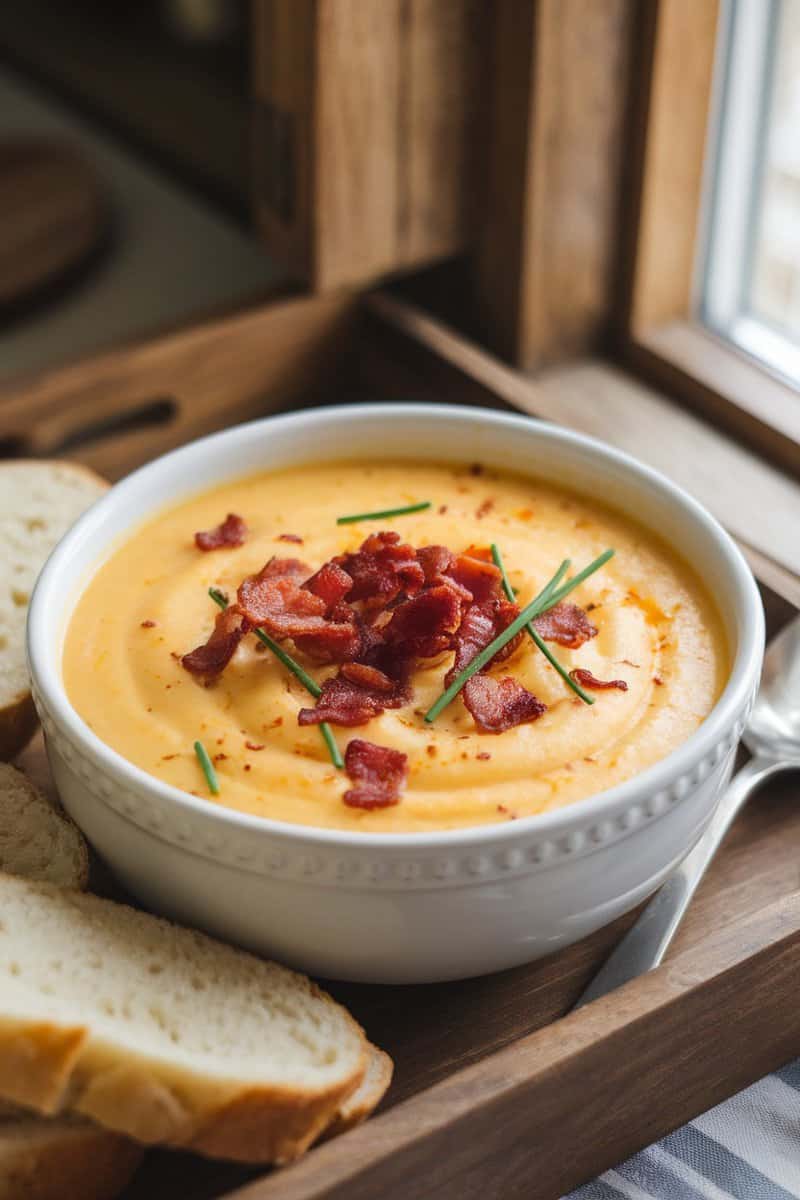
<box><xmin>0</xmin><ymin>1002</ymin><xmax>368</xmax><ymax>1165</ymax></box>
<box><xmin>0</xmin><ymin>1021</ymin><xmax>86</xmax><ymax>1114</ymax></box>
<box><xmin>0</xmin><ymin>1117</ymin><xmax>142</xmax><ymax>1200</ymax></box>
<box><xmin>321</xmin><ymin>1046</ymin><xmax>393</xmax><ymax>1141</ymax></box>
<box><xmin>0</xmin><ymin>877</ymin><xmax>371</xmax><ymax>1164</ymax></box>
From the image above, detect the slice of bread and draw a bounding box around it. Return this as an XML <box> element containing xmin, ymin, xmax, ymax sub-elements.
<box><xmin>321</xmin><ymin>1044</ymin><xmax>393</xmax><ymax>1140</ymax></box>
<box><xmin>0</xmin><ymin>763</ymin><xmax>88</xmax><ymax>889</ymax></box>
<box><xmin>0</xmin><ymin>460</ymin><xmax>107</xmax><ymax>760</ymax></box>
<box><xmin>0</xmin><ymin>1114</ymin><xmax>142</xmax><ymax>1200</ymax></box>
<box><xmin>0</xmin><ymin>764</ymin><xmax>141</xmax><ymax>1196</ymax></box>
<box><xmin>0</xmin><ymin>874</ymin><xmax>368</xmax><ymax>1164</ymax></box>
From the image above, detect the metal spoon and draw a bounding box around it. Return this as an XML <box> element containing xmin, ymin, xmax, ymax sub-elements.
<box><xmin>574</xmin><ymin>613</ymin><xmax>800</xmax><ymax>1009</ymax></box>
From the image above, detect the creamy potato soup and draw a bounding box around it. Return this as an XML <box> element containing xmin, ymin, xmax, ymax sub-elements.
<box><xmin>64</xmin><ymin>461</ymin><xmax>728</xmax><ymax>832</ymax></box>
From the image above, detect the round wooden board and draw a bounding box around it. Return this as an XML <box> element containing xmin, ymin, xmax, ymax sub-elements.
<box><xmin>0</xmin><ymin>138</ymin><xmax>109</xmax><ymax>309</ymax></box>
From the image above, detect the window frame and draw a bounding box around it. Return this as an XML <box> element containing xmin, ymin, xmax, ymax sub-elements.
<box><xmin>619</xmin><ymin>0</ymin><xmax>800</xmax><ymax>476</ymax></box>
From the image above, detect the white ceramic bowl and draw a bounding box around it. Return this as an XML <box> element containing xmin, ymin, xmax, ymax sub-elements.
<box><xmin>28</xmin><ymin>405</ymin><xmax>764</xmax><ymax>983</ymax></box>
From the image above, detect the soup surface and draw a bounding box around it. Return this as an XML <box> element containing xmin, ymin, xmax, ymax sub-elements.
<box><xmin>64</xmin><ymin>461</ymin><xmax>728</xmax><ymax>832</ymax></box>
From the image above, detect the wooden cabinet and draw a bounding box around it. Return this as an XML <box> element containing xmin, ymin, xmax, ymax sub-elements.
<box><xmin>252</xmin><ymin>0</ymin><xmax>485</xmax><ymax>290</ymax></box>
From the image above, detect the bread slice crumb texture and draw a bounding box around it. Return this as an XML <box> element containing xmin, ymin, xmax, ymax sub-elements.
<box><xmin>0</xmin><ymin>875</ymin><xmax>364</xmax><ymax>1094</ymax></box>
<box><xmin>0</xmin><ymin>764</ymin><xmax>88</xmax><ymax>889</ymax></box>
<box><xmin>0</xmin><ymin>461</ymin><xmax>107</xmax><ymax>759</ymax></box>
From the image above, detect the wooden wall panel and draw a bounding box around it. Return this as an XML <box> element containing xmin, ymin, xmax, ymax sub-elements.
<box><xmin>252</xmin><ymin>0</ymin><xmax>484</xmax><ymax>291</ymax></box>
<box><xmin>627</xmin><ymin>0</ymin><xmax>720</xmax><ymax>332</ymax></box>
<box><xmin>473</xmin><ymin>0</ymin><xmax>635</xmax><ymax>369</ymax></box>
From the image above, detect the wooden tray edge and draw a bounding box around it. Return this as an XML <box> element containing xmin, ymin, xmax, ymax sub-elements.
<box><xmin>232</xmin><ymin>890</ymin><xmax>800</xmax><ymax>1200</ymax></box>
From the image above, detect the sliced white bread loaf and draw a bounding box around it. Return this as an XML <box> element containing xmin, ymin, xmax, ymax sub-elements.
<box><xmin>320</xmin><ymin>1044</ymin><xmax>393</xmax><ymax>1140</ymax></box>
<box><xmin>0</xmin><ymin>460</ymin><xmax>107</xmax><ymax>760</ymax></box>
<box><xmin>0</xmin><ymin>1115</ymin><xmax>142</xmax><ymax>1200</ymax></box>
<box><xmin>0</xmin><ymin>874</ymin><xmax>368</xmax><ymax>1163</ymax></box>
<box><xmin>0</xmin><ymin>763</ymin><xmax>88</xmax><ymax>888</ymax></box>
<box><xmin>0</xmin><ymin>764</ymin><xmax>142</xmax><ymax>1197</ymax></box>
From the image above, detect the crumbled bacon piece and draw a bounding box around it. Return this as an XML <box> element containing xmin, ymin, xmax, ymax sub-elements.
<box><xmin>303</xmin><ymin>561</ymin><xmax>353</xmax><ymax>611</ymax></box>
<box><xmin>569</xmin><ymin>668</ymin><xmax>628</xmax><ymax>692</ymax></box>
<box><xmin>343</xmin><ymin>739</ymin><xmax>408</xmax><ymax>809</ymax></box>
<box><xmin>336</xmin><ymin>531</ymin><xmax>424</xmax><ymax>607</ymax></box>
<box><xmin>446</xmin><ymin>551</ymin><xmax>503</xmax><ymax>603</ymax></box>
<box><xmin>340</xmin><ymin>662</ymin><xmax>396</xmax><ymax>693</ymax></box>
<box><xmin>182</xmin><ymin>607</ymin><xmax>249</xmax><ymax>679</ymax></box>
<box><xmin>447</xmin><ymin>598</ymin><xmax>522</xmax><ymax>685</ymax></box>
<box><xmin>257</xmin><ymin>557</ymin><xmax>311</xmax><ymax>582</ymax></box>
<box><xmin>532</xmin><ymin>602</ymin><xmax>597</xmax><ymax>648</ymax></box>
<box><xmin>463</xmin><ymin>675</ymin><xmax>546</xmax><ymax>733</ymax></box>
<box><xmin>383</xmin><ymin>585</ymin><xmax>463</xmax><ymax>659</ymax></box>
<box><xmin>278</xmin><ymin>533</ymin><xmax>303</xmax><ymax>544</ymax></box>
<box><xmin>194</xmin><ymin>513</ymin><xmax>247</xmax><ymax>551</ymax></box>
<box><xmin>293</xmin><ymin>613</ymin><xmax>362</xmax><ymax>664</ymax></box>
<box><xmin>298</xmin><ymin>668</ymin><xmax>410</xmax><ymax>727</ymax></box>
<box><xmin>417</xmin><ymin>544</ymin><xmax>454</xmax><ymax>583</ymax></box>
<box><xmin>238</xmin><ymin>575</ymin><xmax>327</xmax><ymax>633</ymax></box>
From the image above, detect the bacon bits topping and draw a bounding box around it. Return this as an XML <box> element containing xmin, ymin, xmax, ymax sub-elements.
<box><xmin>532</xmin><ymin>602</ymin><xmax>597</xmax><ymax>648</ymax></box>
<box><xmin>343</xmin><ymin>738</ymin><xmax>408</xmax><ymax>809</ymax></box>
<box><xmin>256</xmin><ymin>557</ymin><xmax>312</xmax><ymax>582</ymax></box>
<box><xmin>278</xmin><ymin>533</ymin><xmax>304</xmax><ymax>544</ymax></box>
<box><xmin>180</xmin><ymin>522</ymin><xmax>609</xmax><ymax>806</ymax></box>
<box><xmin>292</xmin><ymin>611</ymin><xmax>363</xmax><ymax>664</ymax></box>
<box><xmin>384</xmin><ymin>585</ymin><xmax>463</xmax><ymax>659</ymax></box>
<box><xmin>336</xmin><ymin>531</ymin><xmax>424</xmax><ymax>607</ymax></box>
<box><xmin>194</xmin><ymin>513</ymin><xmax>247</xmax><ymax>551</ymax></box>
<box><xmin>446</xmin><ymin>551</ymin><xmax>503</xmax><ymax>604</ymax></box>
<box><xmin>182</xmin><ymin>607</ymin><xmax>249</xmax><ymax>679</ymax></box>
<box><xmin>569</xmin><ymin>668</ymin><xmax>628</xmax><ymax>692</ymax></box>
<box><xmin>238</xmin><ymin>575</ymin><xmax>327</xmax><ymax>633</ymax></box>
<box><xmin>463</xmin><ymin>675</ymin><xmax>547</xmax><ymax>733</ymax></box>
<box><xmin>416</xmin><ymin>544</ymin><xmax>454</xmax><ymax>583</ymax></box>
<box><xmin>303</xmin><ymin>561</ymin><xmax>354</xmax><ymax>611</ymax></box>
<box><xmin>298</xmin><ymin>670</ymin><xmax>409</xmax><ymax>727</ymax></box>
<box><xmin>447</xmin><ymin>599</ymin><xmax>523</xmax><ymax>684</ymax></box>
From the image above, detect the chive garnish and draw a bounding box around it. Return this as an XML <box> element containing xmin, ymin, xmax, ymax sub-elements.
<box><xmin>194</xmin><ymin>740</ymin><xmax>219</xmax><ymax>795</ymax></box>
<box><xmin>208</xmin><ymin>587</ymin><xmax>344</xmax><ymax>769</ymax></box>
<box><xmin>491</xmin><ymin>544</ymin><xmax>593</xmax><ymax>705</ymax></box>
<box><xmin>424</xmin><ymin>549</ymin><xmax>614</xmax><ymax>723</ymax></box>
<box><xmin>336</xmin><ymin>501</ymin><xmax>431</xmax><ymax>525</ymax></box>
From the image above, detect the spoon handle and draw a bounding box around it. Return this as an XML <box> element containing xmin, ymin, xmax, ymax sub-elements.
<box><xmin>573</xmin><ymin>755</ymin><xmax>782</xmax><ymax>1010</ymax></box>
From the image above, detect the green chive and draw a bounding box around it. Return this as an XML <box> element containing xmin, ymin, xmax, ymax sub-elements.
<box><xmin>208</xmin><ymin>588</ymin><xmax>343</xmax><ymax>769</ymax></box>
<box><xmin>425</xmin><ymin>549</ymin><xmax>614</xmax><ymax>723</ymax></box>
<box><xmin>336</xmin><ymin>501</ymin><xmax>431</xmax><ymax>525</ymax></box>
<box><xmin>491</xmin><ymin>544</ymin><xmax>593</xmax><ymax>705</ymax></box>
<box><xmin>194</xmin><ymin>740</ymin><xmax>219</xmax><ymax>795</ymax></box>
<box><xmin>543</xmin><ymin>549</ymin><xmax>615</xmax><ymax>609</ymax></box>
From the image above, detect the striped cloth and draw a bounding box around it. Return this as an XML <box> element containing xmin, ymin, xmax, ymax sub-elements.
<box><xmin>568</xmin><ymin>1060</ymin><xmax>800</xmax><ymax>1200</ymax></box>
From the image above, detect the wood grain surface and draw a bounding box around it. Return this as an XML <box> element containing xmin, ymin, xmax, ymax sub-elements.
<box><xmin>6</xmin><ymin>288</ymin><xmax>800</xmax><ymax>1197</ymax></box>
<box><xmin>367</xmin><ymin>292</ymin><xmax>800</xmax><ymax>599</ymax></box>
<box><xmin>0</xmin><ymin>290</ymin><xmax>359</xmax><ymax>478</ymax></box>
<box><xmin>625</xmin><ymin>0</ymin><xmax>720</xmax><ymax>332</ymax></box>
<box><xmin>253</xmin><ymin>0</ymin><xmax>483</xmax><ymax>289</ymax></box>
<box><xmin>474</xmin><ymin>0</ymin><xmax>635</xmax><ymax>369</ymax></box>
<box><xmin>0</xmin><ymin>138</ymin><xmax>108</xmax><ymax>309</ymax></box>
<box><xmin>15</xmin><ymin>584</ymin><xmax>800</xmax><ymax>1200</ymax></box>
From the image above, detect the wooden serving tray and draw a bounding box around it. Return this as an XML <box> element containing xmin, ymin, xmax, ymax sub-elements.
<box><xmin>16</xmin><ymin>581</ymin><xmax>800</xmax><ymax>1200</ymax></box>
<box><xmin>5</xmin><ymin>289</ymin><xmax>800</xmax><ymax>1197</ymax></box>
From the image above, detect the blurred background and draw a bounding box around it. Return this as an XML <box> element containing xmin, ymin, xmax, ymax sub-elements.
<box><xmin>0</xmin><ymin>0</ymin><xmax>798</xmax><ymax>490</ymax></box>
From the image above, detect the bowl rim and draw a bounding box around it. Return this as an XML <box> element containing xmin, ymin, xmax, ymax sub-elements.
<box><xmin>28</xmin><ymin>402</ymin><xmax>764</xmax><ymax>851</ymax></box>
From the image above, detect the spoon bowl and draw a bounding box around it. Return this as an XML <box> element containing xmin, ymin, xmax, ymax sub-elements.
<box><xmin>744</xmin><ymin>614</ymin><xmax>800</xmax><ymax>762</ymax></box>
